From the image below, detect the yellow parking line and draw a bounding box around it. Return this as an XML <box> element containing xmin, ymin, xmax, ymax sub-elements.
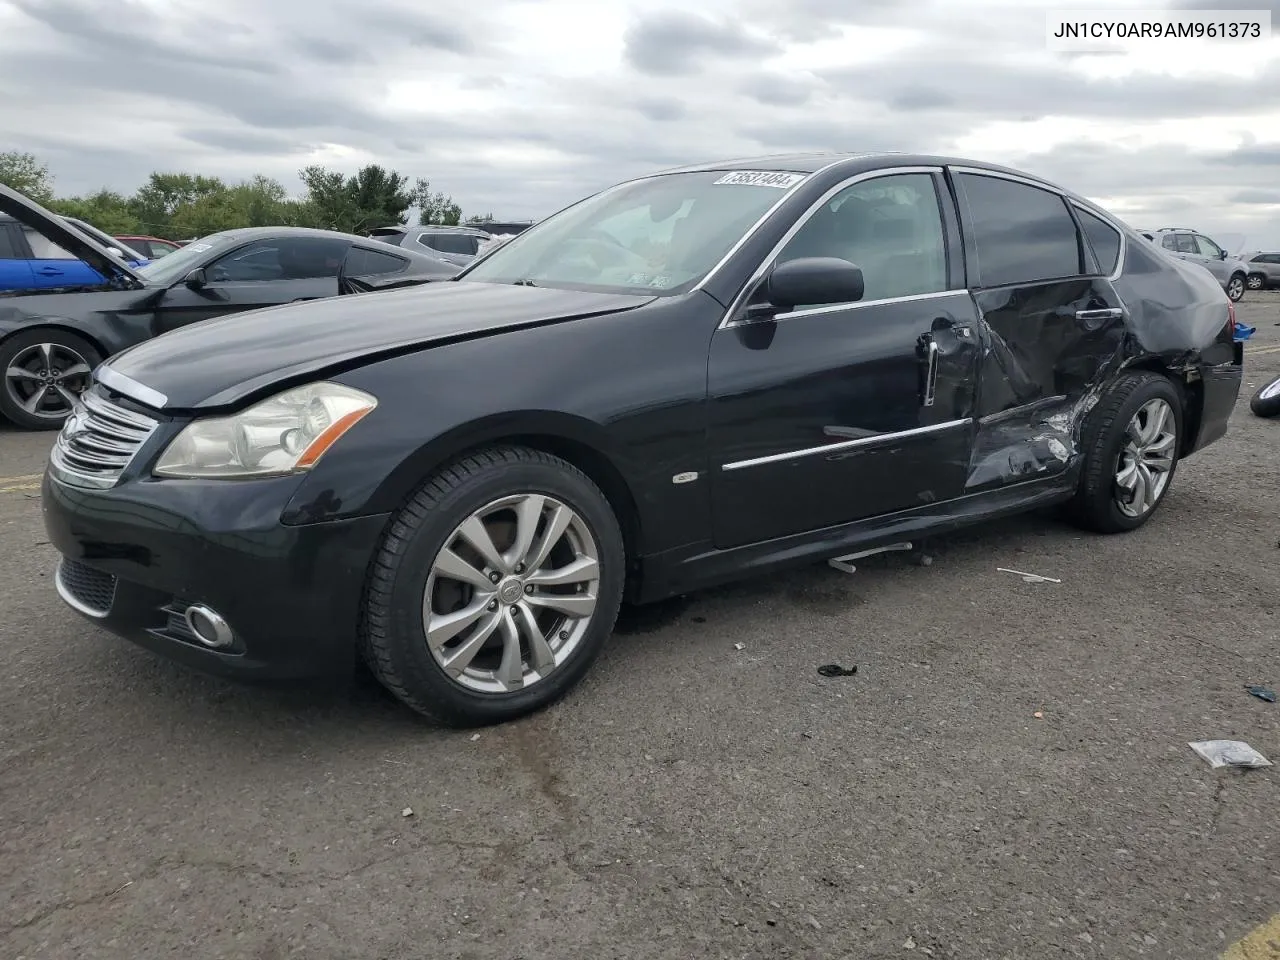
<box><xmin>1249</xmin><ymin>345</ymin><xmax>1280</xmax><ymax>356</ymax></box>
<box><xmin>1221</xmin><ymin>913</ymin><xmax>1280</xmax><ymax>958</ymax></box>
<box><xmin>0</xmin><ymin>473</ymin><xmax>43</xmax><ymax>484</ymax></box>
<box><xmin>0</xmin><ymin>482</ymin><xmax>40</xmax><ymax>494</ymax></box>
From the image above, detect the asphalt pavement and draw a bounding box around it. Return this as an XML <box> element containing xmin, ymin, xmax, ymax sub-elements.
<box><xmin>2</xmin><ymin>296</ymin><xmax>1279</xmax><ymax>960</ymax></box>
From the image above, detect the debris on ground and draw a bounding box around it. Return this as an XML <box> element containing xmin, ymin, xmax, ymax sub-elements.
<box><xmin>401</xmin><ymin>807</ymin><xmax>414</xmax><ymax>817</ymax></box>
<box><xmin>817</xmin><ymin>664</ymin><xmax>857</xmax><ymax>678</ymax></box>
<box><xmin>1245</xmin><ymin>685</ymin><xmax>1277</xmax><ymax>703</ymax></box>
<box><xmin>998</xmin><ymin>567</ymin><xmax>1062</xmax><ymax>584</ymax></box>
<box><xmin>1188</xmin><ymin>740</ymin><xmax>1274</xmax><ymax>769</ymax></box>
<box><xmin>1033</xmin><ymin>711</ymin><xmax>1044</xmax><ymax>719</ymax></box>
<box><xmin>734</xmin><ymin>643</ymin><xmax>745</xmax><ymax>651</ymax></box>
<box><xmin>904</xmin><ymin>935</ymin><xmax>917</xmax><ymax>950</ymax></box>
<box><xmin>1234</xmin><ymin>322</ymin><xmax>1256</xmax><ymax>341</ymax></box>
<box><xmin>469</xmin><ymin>733</ymin><xmax>481</xmax><ymax>742</ymax></box>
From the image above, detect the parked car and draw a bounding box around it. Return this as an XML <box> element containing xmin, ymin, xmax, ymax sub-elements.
<box><xmin>1143</xmin><ymin>227</ymin><xmax>1250</xmax><ymax>301</ymax></box>
<box><xmin>116</xmin><ymin>235</ymin><xmax>183</xmax><ymax>259</ymax></box>
<box><xmin>60</xmin><ymin>218</ymin><xmax>149</xmax><ymax>266</ymax></box>
<box><xmin>42</xmin><ymin>153</ymin><xmax>1241</xmax><ymax>727</ymax></box>
<box><xmin>368</xmin><ymin>224</ymin><xmax>493</xmax><ymax>267</ymax></box>
<box><xmin>0</xmin><ymin>184</ymin><xmax>460</xmax><ymax>429</ymax></box>
<box><xmin>1243</xmin><ymin>251</ymin><xmax>1280</xmax><ymax>291</ymax></box>
<box><xmin>0</xmin><ymin>213</ymin><xmax>148</xmax><ymax>292</ymax></box>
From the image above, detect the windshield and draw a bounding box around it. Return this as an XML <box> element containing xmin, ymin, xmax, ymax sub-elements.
<box><xmin>136</xmin><ymin>232</ymin><xmax>237</xmax><ymax>284</ymax></box>
<box><xmin>462</xmin><ymin>170</ymin><xmax>808</xmax><ymax>295</ymax></box>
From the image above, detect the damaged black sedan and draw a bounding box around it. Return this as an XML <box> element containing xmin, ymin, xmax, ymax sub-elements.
<box><xmin>0</xmin><ymin>185</ymin><xmax>458</xmax><ymax>429</ymax></box>
<box><xmin>42</xmin><ymin>153</ymin><xmax>1242</xmax><ymax>726</ymax></box>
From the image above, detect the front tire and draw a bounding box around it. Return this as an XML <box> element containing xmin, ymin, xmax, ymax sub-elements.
<box><xmin>1251</xmin><ymin>374</ymin><xmax>1280</xmax><ymax>418</ymax></box>
<box><xmin>1227</xmin><ymin>273</ymin><xmax>1246</xmax><ymax>302</ymax></box>
<box><xmin>361</xmin><ymin>445</ymin><xmax>626</xmax><ymax>726</ymax></box>
<box><xmin>1065</xmin><ymin>371</ymin><xmax>1183</xmax><ymax>533</ymax></box>
<box><xmin>0</xmin><ymin>330</ymin><xmax>101</xmax><ymax>430</ymax></box>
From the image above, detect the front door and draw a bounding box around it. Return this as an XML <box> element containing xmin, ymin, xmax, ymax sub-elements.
<box><xmin>707</xmin><ymin>169</ymin><xmax>980</xmax><ymax>550</ymax></box>
<box><xmin>154</xmin><ymin>235</ymin><xmax>350</xmax><ymax>334</ymax></box>
<box><xmin>19</xmin><ymin>225</ymin><xmax>105</xmax><ymax>289</ymax></box>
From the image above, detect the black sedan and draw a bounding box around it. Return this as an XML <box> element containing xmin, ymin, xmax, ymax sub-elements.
<box><xmin>42</xmin><ymin>152</ymin><xmax>1242</xmax><ymax>726</ymax></box>
<box><xmin>0</xmin><ymin>186</ymin><xmax>459</xmax><ymax>429</ymax></box>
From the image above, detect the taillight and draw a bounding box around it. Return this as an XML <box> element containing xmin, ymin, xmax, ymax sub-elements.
<box><xmin>1227</xmin><ymin>301</ymin><xmax>1236</xmax><ymax>338</ymax></box>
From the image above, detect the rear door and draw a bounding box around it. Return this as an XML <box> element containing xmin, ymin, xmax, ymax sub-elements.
<box><xmin>0</xmin><ymin>221</ymin><xmax>34</xmax><ymax>290</ymax></box>
<box><xmin>707</xmin><ymin>167</ymin><xmax>981</xmax><ymax>549</ymax></box>
<box><xmin>951</xmin><ymin>169</ymin><xmax>1129</xmax><ymax>492</ymax></box>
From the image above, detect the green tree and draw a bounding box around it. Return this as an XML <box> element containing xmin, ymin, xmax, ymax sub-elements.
<box><xmin>415</xmin><ymin>178</ymin><xmax>462</xmax><ymax>226</ymax></box>
<box><xmin>49</xmin><ymin>189</ymin><xmax>140</xmax><ymax>234</ymax></box>
<box><xmin>300</xmin><ymin>164</ymin><xmax>424</xmax><ymax>234</ymax></box>
<box><xmin>0</xmin><ymin>150</ymin><xmax>55</xmax><ymax>204</ymax></box>
<box><xmin>129</xmin><ymin>172</ymin><xmax>228</xmax><ymax>238</ymax></box>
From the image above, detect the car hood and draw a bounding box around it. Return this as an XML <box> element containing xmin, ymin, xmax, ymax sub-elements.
<box><xmin>99</xmin><ymin>280</ymin><xmax>657</xmax><ymax>411</ymax></box>
<box><xmin>0</xmin><ymin>185</ymin><xmax>147</xmax><ymax>288</ymax></box>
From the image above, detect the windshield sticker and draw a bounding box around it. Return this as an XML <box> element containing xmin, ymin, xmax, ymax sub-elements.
<box><xmin>187</xmin><ymin>243</ymin><xmax>212</xmax><ymax>253</ymax></box>
<box><xmin>713</xmin><ymin>171</ymin><xmax>806</xmax><ymax>189</ymax></box>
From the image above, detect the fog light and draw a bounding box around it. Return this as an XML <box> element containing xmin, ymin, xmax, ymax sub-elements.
<box><xmin>183</xmin><ymin>604</ymin><xmax>235</xmax><ymax>649</ymax></box>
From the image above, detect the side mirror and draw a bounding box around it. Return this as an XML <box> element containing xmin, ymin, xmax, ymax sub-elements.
<box><xmin>184</xmin><ymin>267</ymin><xmax>208</xmax><ymax>289</ymax></box>
<box><xmin>106</xmin><ymin>246</ymin><xmax>125</xmax><ymax>260</ymax></box>
<box><xmin>763</xmin><ymin>257</ymin><xmax>865</xmax><ymax>313</ymax></box>
<box><xmin>1219</xmin><ymin>249</ymin><xmax>1229</xmax><ymax>260</ymax></box>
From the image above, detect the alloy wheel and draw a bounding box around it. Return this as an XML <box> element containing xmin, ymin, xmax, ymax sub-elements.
<box><xmin>422</xmin><ymin>493</ymin><xmax>601</xmax><ymax>693</ymax></box>
<box><xmin>1227</xmin><ymin>276</ymin><xmax>1245</xmax><ymax>300</ymax></box>
<box><xmin>1114</xmin><ymin>398</ymin><xmax>1177</xmax><ymax>518</ymax></box>
<box><xmin>3</xmin><ymin>342</ymin><xmax>92</xmax><ymax>421</ymax></box>
<box><xmin>1247</xmin><ymin>274</ymin><xmax>1265</xmax><ymax>290</ymax></box>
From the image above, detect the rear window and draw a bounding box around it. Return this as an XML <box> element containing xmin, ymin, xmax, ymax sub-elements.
<box><xmin>345</xmin><ymin>247</ymin><xmax>408</xmax><ymax>277</ymax></box>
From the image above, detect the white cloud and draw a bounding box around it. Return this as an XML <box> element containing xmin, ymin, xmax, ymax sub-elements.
<box><xmin>0</xmin><ymin>0</ymin><xmax>1278</xmax><ymax>246</ymax></box>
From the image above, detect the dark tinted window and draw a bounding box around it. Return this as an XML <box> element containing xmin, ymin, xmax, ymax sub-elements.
<box><xmin>345</xmin><ymin>246</ymin><xmax>408</xmax><ymax>276</ymax></box>
<box><xmin>1161</xmin><ymin>234</ymin><xmax>1178</xmax><ymax>250</ymax></box>
<box><xmin>209</xmin><ymin>237</ymin><xmax>349</xmax><ymax>281</ymax></box>
<box><xmin>1074</xmin><ymin>206</ymin><xmax>1122</xmax><ymax>275</ymax></box>
<box><xmin>958</xmin><ymin>174</ymin><xmax>1082</xmax><ymax>287</ymax></box>
<box><xmin>419</xmin><ymin>233</ymin><xmax>478</xmax><ymax>256</ymax></box>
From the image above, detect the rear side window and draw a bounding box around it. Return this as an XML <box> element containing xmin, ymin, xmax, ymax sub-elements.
<box><xmin>345</xmin><ymin>246</ymin><xmax>408</xmax><ymax>277</ymax></box>
<box><xmin>1175</xmin><ymin>234</ymin><xmax>1197</xmax><ymax>254</ymax></box>
<box><xmin>958</xmin><ymin>174</ymin><xmax>1082</xmax><ymax>287</ymax></box>
<box><xmin>1074</xmin><ymin>206</ymin><xmax>1122</xmax><ymax>275</ymax></box>
<box><xmin>1161</xmin><ymin>234</ymin><xmax>1178</xmax><ymax>251</ymax></box>
<box><xmin>0</xmin><ymin>225</ymin><xmax>20</xmax><ymax>259</ymax></box>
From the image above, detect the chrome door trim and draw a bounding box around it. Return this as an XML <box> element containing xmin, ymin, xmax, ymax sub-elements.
<box><xmin>771</xmin><ymin>288</ymin><xmax>971</xmax><ymax>322</ymax></box>
<box><xmin>717</xmin><ymin>165</ymin><xmax>950</xmax><ymax>330</ymax></box>
<box><xmin>721</xmin><ymin>418</ymin><xmax>972</xmax><ymax>472</ymax></box>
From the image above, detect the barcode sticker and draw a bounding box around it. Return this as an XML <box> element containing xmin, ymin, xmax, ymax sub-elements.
<box><xmin>712</xmin><ymin>171</ymin><xmax>806</xmax><ymax>189</ymax></box>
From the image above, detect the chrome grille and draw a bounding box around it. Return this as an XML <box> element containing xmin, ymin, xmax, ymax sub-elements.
<box><xmin>49</xmin><ymin>390</ymin><xmax>158</xmax><ymax>489</ymax></box>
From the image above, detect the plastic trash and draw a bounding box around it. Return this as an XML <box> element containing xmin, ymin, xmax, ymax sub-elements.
<box><xmin>997</xmin><ymin>567</ymin><xmax>1062</xmax><ymax>584</ymax></box>
<box><xmin>1234</xmin><ymin>321</ymin><xmax>1256</xmax><ymax>341</ymax></box>
<box><xmin>817</xmin><ymin>664</ymin><xmax>857</xmax><ymax>678</ymax></box>
<box><xmin>1188</xmin><ymin>740</ymin><xmax>1273</xmax><ymax>769</ymax></box>
<box><xmin>1246</xmin><ymin>685</ymin><xmax>1277</xmax><ymax>703</ymax></box>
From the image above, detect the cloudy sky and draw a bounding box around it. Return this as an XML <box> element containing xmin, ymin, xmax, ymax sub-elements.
<box><xmin>1</xmin><ymin>0</ymin><xmax>1279</xmax><ymax>246</ymax></box>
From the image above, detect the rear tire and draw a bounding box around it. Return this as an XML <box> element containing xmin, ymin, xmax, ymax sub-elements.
<box><xmin>0</xmin><ymin>329</ymin><xmax>102</xmax><ymax>430</ymax></box>
<box><xmin>1064</xmin><ymin>371</ymin><xmax>1184</xmax><ymax>534</ymax></box>
<box><xmin>1246</xmin><ymin>272</ymin><xmax>1266</xmax><ymax>291</ymax></box>
<box><xmin>1250</xmin><ymin>374</ymin><xmax>1280</xmax><ymax>418</ymax></box>
<box><xmin>360</xmin><ymin>445</ymin><xmax>626</xmax><ymax>727</ymax></box>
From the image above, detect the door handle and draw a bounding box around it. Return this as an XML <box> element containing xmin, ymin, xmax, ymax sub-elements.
<box><xmin>37</xmin><ymin>267</ymin><xmax>63</xmax><ymax>275</ymax></box>
<box><xmin>1075</xmin><ymin>307</ymin><xmax>1123</xmax><ymax>321</ymax></box>
<box><xmin>919</xmin><ymin>334</ymin><xmax>939</xmax><ymax>408</ymax></box>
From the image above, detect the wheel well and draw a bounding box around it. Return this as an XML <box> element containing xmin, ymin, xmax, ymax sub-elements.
<box><xmin>1122</xmin><ymin>358</ymin><xmax>1201</xmax><ymax>456</ymax></box>
<box><xmin>0</xmin><ymin>324</ymin><xmax>108</xmax><ymax>362</ymax></box>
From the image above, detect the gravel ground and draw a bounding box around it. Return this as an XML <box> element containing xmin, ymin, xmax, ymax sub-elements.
<box><xmin>2</xmin><ymin>293</ymin><xmax>1278</xmax><ymax>960</ymax></box>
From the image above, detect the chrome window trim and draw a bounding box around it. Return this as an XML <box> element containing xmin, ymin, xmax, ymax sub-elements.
<box><xmin>96</xmin><ymin>366</ymin><xmax>168</xmax><ymax>409</ymax></box>
<box><xmin>772</xmin><ymin>288</ymin><xmax>971</xmax><ymax>322</ymax></box>
<box><xmin>948</xmin><ymin>165</ymin><xmax>1127</xmax><ymax>285</ymax></box>
<box><xmin>716</xmin><ymin>165</ymin><xmax>948</xmax><ymax>330</ymax></box>
<box><xmin>721</xmin><ymin>417</ymin><xmax>972</xmax><ymax>472</ymax></box>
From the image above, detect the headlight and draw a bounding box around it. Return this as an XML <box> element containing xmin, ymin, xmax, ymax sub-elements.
<box><xmin>153</xmin><ymin>381</ymin><xmax>377</xmax><ymax>479</ymax></box>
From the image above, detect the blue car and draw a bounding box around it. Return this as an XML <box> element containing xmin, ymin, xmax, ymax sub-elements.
<box><xmin>0</xmin><ymin>213</ymin><xmax>149</xmax><ymax>291</ymax></box>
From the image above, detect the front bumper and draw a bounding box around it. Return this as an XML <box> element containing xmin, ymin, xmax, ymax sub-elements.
<box><xmin>42</xmin><ymin>471</ymin><xmax>390</xmax><ymax>681</ymax></box>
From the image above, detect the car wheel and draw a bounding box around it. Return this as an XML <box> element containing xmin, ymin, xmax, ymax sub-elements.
<box><xmin>1246</xmin><ymin>273</ymin><xmax>1266</xmax><ymax>291</ymax></box>
<box><xmin>361</xmin><ymin>445</ymin><xmax>626</xmax><ymax>726</ymax></box>
<box><xmin>1226</xmin><ymin>273</ymin><xmax>1246</xmax><ymax>302</ymax></box>
<box><xmin>1250</xmin><ymin>374</ymin><xmax>1280</xmax><ymax>418</ymax></box>
<box><xmin>1065</xmin><ymin>371</ymin><xmax>1183</xmax><ymax>534</ymax></box>
<box><xmin>0</xmin><ymin>330</ymin><xmax>101</xmax><ymax>431</ymax></box>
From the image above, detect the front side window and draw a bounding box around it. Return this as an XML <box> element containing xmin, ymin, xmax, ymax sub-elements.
<box><xmin>462</xmin><ymin>170</ymin><xmax>808</xmax><ymax>295</ymax></box>
<box><xmin>1175</xmin><ymin>234</ymin><xmax>1198</xmax><ymax>254</ymax></box>
<box><xmin>22</xmin><ymin>226</ymin><xmax>76</xmax><ymax>260</ymax></box>
<box><xmin>209</xmin><ymin>237</ymin><xmax>349</xmax><ymax>281</ymax></box>
<box><xmin>958</xmin><ymin>174</ymin><xmax>1082</xmax><ymax>287</ymax></box>
<box><xmin>1074</xmin><ymin>206</ymin><xmax>1122</xmax><ymax>275</ymax></box>
<box><xmin>1194</xmin><ymin>234</ymin><xmax>1224</xmax><ymax>259</ymax></box>
<box><xmin>0</xmin><ymin>226</ymin><xmax>21</xmax><ymax>259</ymax></box>
<box><xmin>137</xmin><ymin>232</ymin><xmax>238</xmax><ymax>284</ymax></box>
<box><xmin>774</xmin><ymin>172</ymin><xmax>948</xmax><ymax>303</ymax></box>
